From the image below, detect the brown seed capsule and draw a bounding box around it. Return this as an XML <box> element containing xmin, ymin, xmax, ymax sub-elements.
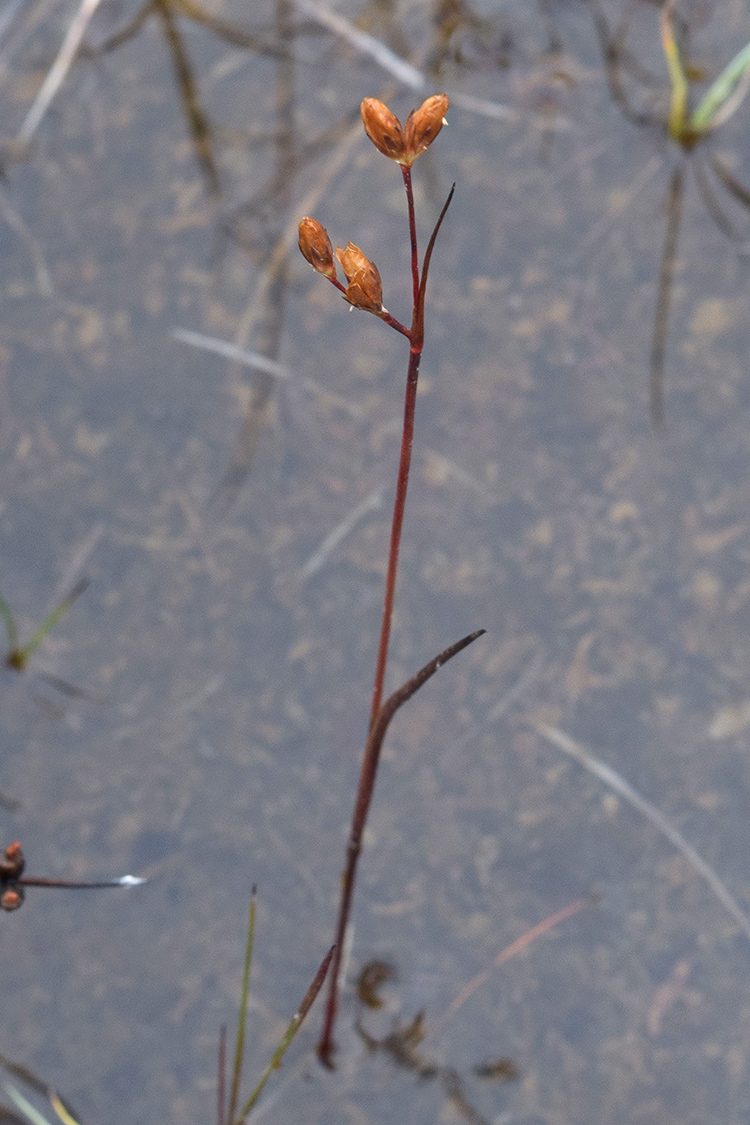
<box><xmin>360</xmin><ymin>98</ymin><xmax>406</xmax><ymax>162</ymax></box>
<box><xmin>298</xmin><ymin>217</ymin><xmax>337</xmax><ymax>279</ymax></box>
<box><xmin>404</xmin><ymin>94</ymin><xmax>449</xmax><ymax>164</ymax></box>
<box><xmin>335</xmin><ymin>242</ymin><xmax>384</xmax><ymax>314</ymax></box>
<box><xmin>0</xmin><ymin>887</ymin><xmax>23</xmax><ymax>911</ymax></box>
<box><xmin>0</xmin><ymin>841</ymin><xmax>24</xmax><ymax>880</ymax></box>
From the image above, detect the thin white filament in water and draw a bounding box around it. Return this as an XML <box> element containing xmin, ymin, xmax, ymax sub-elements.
<box><xmin>532</xmin><ymin>720</ymin><xmax>750</xmax><ymax>944</ymax></box>
<box><xmin>17</xmin><ymin>0</ymin><xmax>103</xmax><ymax>144</ymax></box>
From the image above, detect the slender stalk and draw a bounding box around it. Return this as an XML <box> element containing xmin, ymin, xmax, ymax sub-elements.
<box><xmin>0</xmin><ymin>590</ymin><xmax>18</xmax><ymax>654</ymax></box>
<box><xmin>236</xmin><ymin>944</ymin><xmax>335</xmax><ymax>1122</ymax></box>
<box><xmin>228</xmin><ymin>889</ymin><xmax>257</xmax><ymax>1125</ymax></box>
<box><xmin>367</xmin><ymin>345</ymin><xmax>421</xmax><ymax>727</ymax></box>
<box><xmin>217</xmin><ymin>1025</ymin><xmax>227</xmax><ymax>1125</ymax></box>
<box><xmin>300</xmin><ymin>98</ymin><xmax>462</xmax><ymax>1065</ymax></box>
<box><xmin>368</xmin><ymin>184</ymin><xmax>455</xmax><ymax>727</ymax></box>
<box><xmin>317</xmin><ymin>630</ymin><xmax>485</xmax><ymax>1065</ymax></box>
<box><xmin>650</xmin><ymin>163</ymin><xmax>684</xmax><ymax>430</ymax></box>
<box><xmin>18</xmin><ymin>875</ymin><xmax>146</xmax><ymax>888</ymax></box>
<box><xmin>7</xmin><ymin>578</ymin><xmax>88</xmax><ymax>670</ymax></box>
<box><xmin>401</xmin><ymin>164</ymin><xmax>420</xmax><ymax>314</ymax></box>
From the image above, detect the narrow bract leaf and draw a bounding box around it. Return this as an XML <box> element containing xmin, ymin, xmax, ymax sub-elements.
<box><xmin>691</xmin><ymin>39</ymin><xmax>750</xmax><ymax>133</ymax></box>
<box><xmin>660</xmin><ymin>2</ymin><xmax>688</xmax><ymax>139</ymax></box>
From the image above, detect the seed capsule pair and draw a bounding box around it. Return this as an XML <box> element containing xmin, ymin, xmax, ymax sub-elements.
<box><xmin>298</xmin><ymin>95</ymin><xmax>449</xmax><ymax>315</ymax></box>
<box><xmin>360</xmin><ymin>94</ymin><xmax>449</xmax><ymax>166</ymax></box>
<box><xmin>298</xmin><ymin>220</ymin><xmax>384</xmax><ymax>314</ymax></box>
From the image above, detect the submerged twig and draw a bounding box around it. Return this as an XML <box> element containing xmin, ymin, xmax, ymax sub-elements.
<box><xmin>0</xmin><ymin>185</ymin><xmax>53</xmax><ymax>296</ymax></box>
<box><xmin>437</xmin><ymin>895</ymin><xmax>596</xmax><ymax>1029</ymax></box>
<box><xmin>531</xmin><ymin>721</ymin><xmax>750</xmax><ymax>944</ymax></box>
<box><xmin>300</xmin><ymin>488</ymin><xmax>384</xmax><ymax>580</ymax></box>
<box><xmin>17</xmin><ymin>0</ymin><xmax>103</xmax><ymax>145</ymax></box>
<box><xmin>649</xmin><ymin>162</ymin><xmax>684</xmax><ymax>430</ymax></box>
<box><xmin>172</xmin><ymin>328</ymin><xmax>362</xmax><ymax>416</ymax></box>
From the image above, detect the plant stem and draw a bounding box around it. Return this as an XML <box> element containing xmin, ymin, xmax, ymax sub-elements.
<box><xmin>317</xmin><ymin>630</ymin><xmax>485</xmax><ymax>1065</ymax></box>
<box><xmin>368</xmin><ymin>343</ymin><xmax>421</xmax><ymax>727</ymax></box>
<box><xmin>401</xmin><ymin>164</ymin><xmax>420</xmax><ymax>314</ymax></box>
<box><xmin>316</xmin><ymin>176</ymin><xmax>458</xmax><ymax>1066</ymax></box>
<box><xmin>237</xmin><ymin>944</ymin><xmax>335</xmax><ymax>1120</ymax></box>
<box><xmin>228</xmin><ymin>891</ymin><xmax>256</xmax><ymax>1125</ymax></box>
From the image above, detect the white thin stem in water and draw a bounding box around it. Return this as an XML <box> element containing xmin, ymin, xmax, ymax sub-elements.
<box><xmin>531</xmin><ymin>720</ymin><xmax>750</xmax><ymax>944</ymax></box>
<box><xmin>172</xmin><ymin>328</ymin><xmax>362</xmax><ymax>417</ymax></box>
<box><xmin>292</xmin><ymin>1</ymin><xmax>519</xmax><ymax>123</ymax></box>
<box><xmin>300</xmin><ymin>489</ymin><xmax>384</xmax><ymax>579</ymax></box>
<box><xmin>17</xmin><ymin>0</ymin><xmax>103</xmax><ymax>145</ymax></box>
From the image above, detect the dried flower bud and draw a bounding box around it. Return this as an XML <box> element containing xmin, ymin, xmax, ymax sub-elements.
<box><xmin>0</xmin><ymin>887</ymin><xmax>23</xmax><ymax>911</ymax></box>
<box><xmin>298</xmin><ymin>217</ymin><xmax>337</xmax><ymax>279</ymax></box>
<box><xmin>404</xmin><ymin>94</ymin><xmax>449</xmax><ymax>164</ymax></box>
<box><xmin>336</xmin><ymin>242</ymin><xmax>384</xmax><ymax>314</ymax></box>
<box><xmin>0</xmin><ymin>841</ymin><xmax>24</xmax><ymax>880</ymax></box>
<box><xmin>360</xmin><ymin>98</ymin><xmax>406</xmax><ymax>162</ymax></box>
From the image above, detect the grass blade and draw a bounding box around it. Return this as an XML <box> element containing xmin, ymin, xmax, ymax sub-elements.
<box><xmin>227</xmin><ymin>889</ymin><xmax>256</xmax><ymax>1125</ymax></box>
<box><xmin>236</xmin><ymin>945</ymin><xmax>335</xmax><ymax>1123</ymax></box>
<box><xmin>11</xmin><ymin>579</ymin><xmax>88</xmax><ymax>670</ymax></box>
<box><xmin>660</xmin><ymin>0</ymin><xmax>688</xmax><ymax>140</ymax></box>
<box><xmin>217</xmin><ymin>1025</ymin><xmax>227</xmax><ymax>1125</ymax></box>
<box><xmin>0</xmin><ymin>590</ymin><xmax>18</xmax><ymax>654</ymax></box>
<box><xmin>691</xmin><ymin>39</ymin><xmax>750</xmax><ymax>134</ymax></box>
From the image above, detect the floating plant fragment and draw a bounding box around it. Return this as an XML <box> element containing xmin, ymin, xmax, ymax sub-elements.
<box><xmin>0</xmin><ymin>842</ymin><xmax>146</xmax><ymax>912</ymax></box>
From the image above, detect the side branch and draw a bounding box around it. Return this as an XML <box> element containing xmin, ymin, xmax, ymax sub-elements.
<box><xmin>414</xmin><ymin>184</ymin><xmax>455</xmax><ymax>343</ymax></box>
<box><xmin>317</xmin><ymin>628</ymin><xmax>485</xmax><ymax>1065</ymax></box>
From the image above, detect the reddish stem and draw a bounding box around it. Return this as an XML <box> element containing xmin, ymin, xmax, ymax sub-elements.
<box><xmin>367</xmin><ymin>343</ymin><xmax>421</xmax><ymax>726</ymax></box>
<box><xmin>401</xmin><ymin>164</ymin><xmax>420</xmax><ymax>315</ymax></box>
<box><xmin>316</xmin><ymin>173</ymin><xmax>456</xmax><ymax>1066</ymax></box>
<box><xmin>317</xmin><ymin>631</ymin><xmax>484</xmax><ymax>1066</ymax></box>
<box><xmin>378</xmin><ymin>310</ymin><xmax>412</xmax><ymax>340</ymax></box>
<box><xmin>368</xmin><ymin>166</ymin><xmax>422</xmax><ymax>725</ymax></box>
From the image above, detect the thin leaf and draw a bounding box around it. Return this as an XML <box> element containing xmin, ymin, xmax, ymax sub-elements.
<box><xmin>691</xmin><ymin>39</ymin><xmax>750</xmax><ymax>134</ymax></box>
<box><xmin>236</xmin><ymin>945</ymin><xmax>335</xmax><ymax>1123</ymax></box>
<box><xmin>47</xmin><ymin>1093</ymin><xmax>81</xmax><ymax>1125</ymax></box>
<box><xmin>660</xmin><ymin>0</ymin><xmax>688</xmax><ymax>140</ymax></box>
<box><xmin>0</xmin><ymin>590</ymin><xmax>18</xmax><ymax>653</ymax></box>
<box><xmin>2</xmin><ymin>1084</ymin><xmax>53</xmax><ymax>1125</ymax></box>
<box><xmin>14</xmin><ymin>579</ymin><xmax>88</xmax><ymax>669</ymax></box>
<box><xmin>710</xmin><ymin>153</ymin><xmax>750</xmax><ymax>212</ymax></box>
<box><xmin>227</xmin><ymin>890</ymin><xmax>256</xmax><ymax>1125</ymax></box>
<box><xmin>217</xmin><ymin>1026</ymin><xmax>227</xmax><ymax>1125</ymax></box>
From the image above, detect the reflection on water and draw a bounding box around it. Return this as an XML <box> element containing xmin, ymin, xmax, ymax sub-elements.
<box><xmin>2</xmin><ymin>0</ymin><xmax>750</xmax><ymax>1123</ymax></box>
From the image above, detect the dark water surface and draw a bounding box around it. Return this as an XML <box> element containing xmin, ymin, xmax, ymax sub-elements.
<box><xmin>3</xmin><ymin>1</ymin><xmax>750</xmax><ymax>1122</ymax></box>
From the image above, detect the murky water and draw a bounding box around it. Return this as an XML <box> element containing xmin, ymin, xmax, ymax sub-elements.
<box><xmin>3</xmin><ymin>1</ymin><xmax>750</xmax><ymax>1122</ymax></box>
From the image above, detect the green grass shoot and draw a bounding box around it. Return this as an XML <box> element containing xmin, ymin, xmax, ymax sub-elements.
<box><xmin>0</xmin><ymin>579</ymin><xmax>87</xmax><ymax>671</ymax></box>
<box><xmin>221</xmin><ymin>890</ymin><xmax>334</xmax><ymax>1124</ymax></box>
<box><xmin>226</xmin><ymin>888</ymin><xmax>257</xmax><ymax>1125</ymax></box>
<box><xmin>661</xmin><ymin>0</ymin><xmax>750</xmax><ymax>142</ymax></box>
<box><xmin>233</xmin><ymin>943</ymin><xmax>335</xmax><ymax>1124</ymax></box>
<box><xmin>691</xmin><ymin>39</ymin><xmax>750</xmax><ymax>134</ymax></box>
